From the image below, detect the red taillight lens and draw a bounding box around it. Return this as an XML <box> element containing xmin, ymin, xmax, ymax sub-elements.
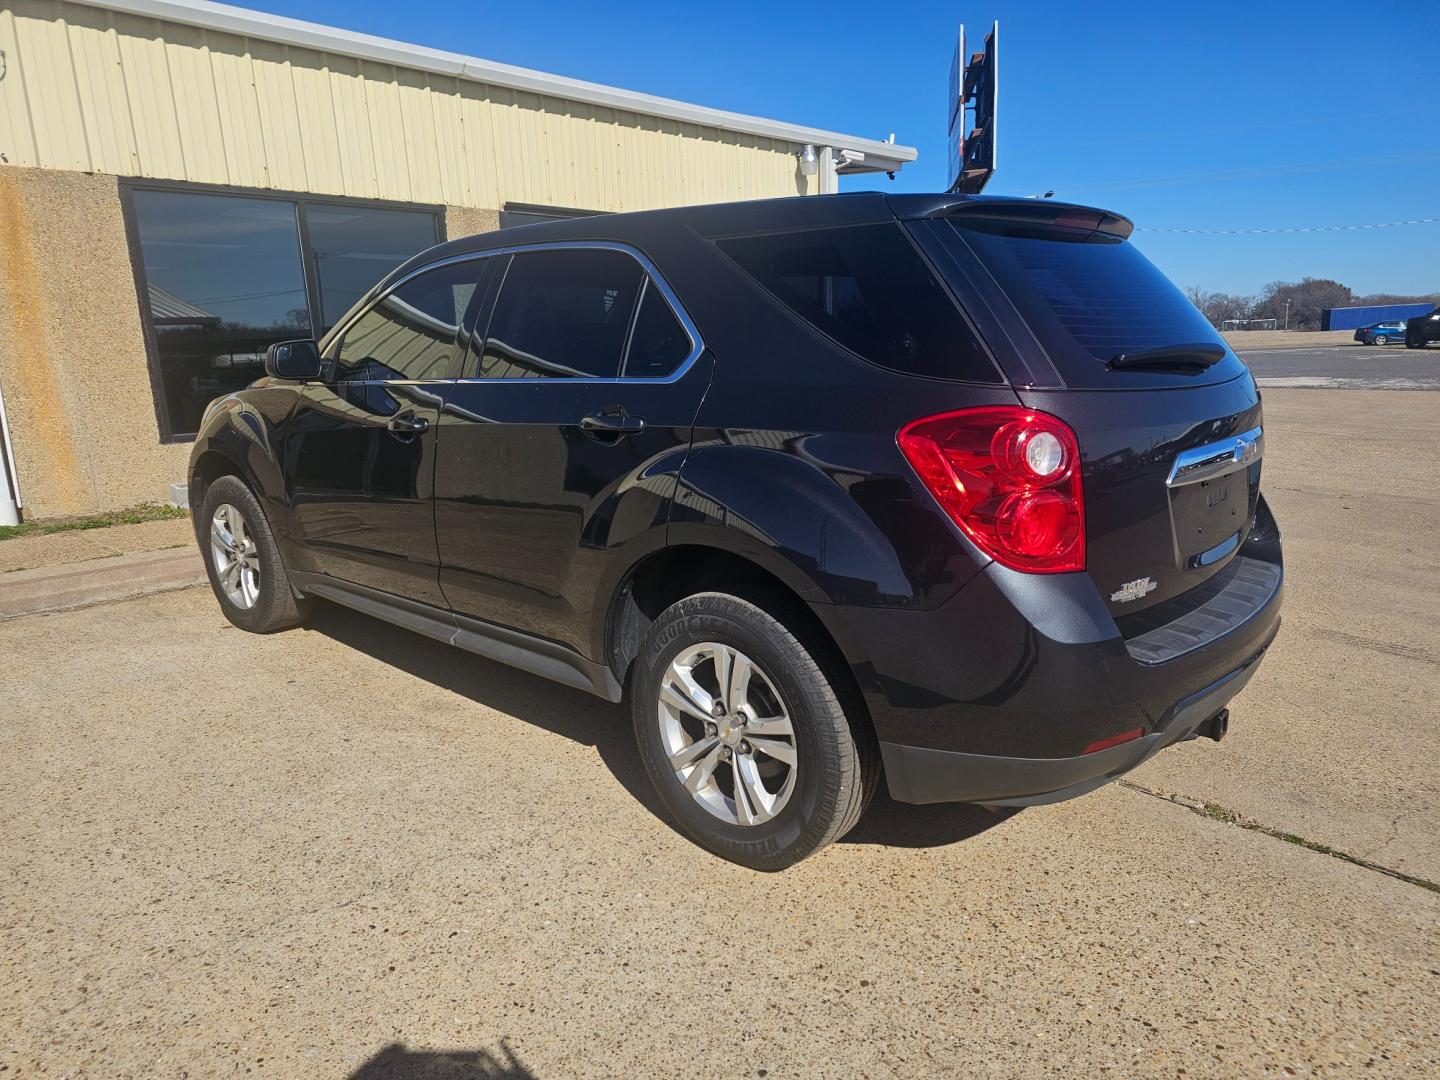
<box><xmin>897</xmin><ymin>406</ymin><xmax>1086</xmax><ymax>573</ymax></box>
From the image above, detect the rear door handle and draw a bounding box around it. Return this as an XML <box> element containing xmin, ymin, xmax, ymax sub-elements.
<box><xmin>387</xmin><ymin>412</ymin><xmax>430</xmax><ymax>434</ymax></box>
<box><xmin>579</xmin><ymin>410</ymin><xmax>645</xmax><ymax>437</ymax></box>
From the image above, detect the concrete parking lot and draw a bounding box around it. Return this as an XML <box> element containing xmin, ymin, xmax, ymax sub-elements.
<box><xmin>3</xmin><ymin>388</ymin><xmax>1438</xmax><ymax>1078</ymax></box>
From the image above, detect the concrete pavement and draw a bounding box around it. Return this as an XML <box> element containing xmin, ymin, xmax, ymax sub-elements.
<box><xmin>1235</xmin><ymin>345</ymin><xmax>1440</xmax><ymax>390</ymax></box>
<box><xmin>2</xmin><ymin>388</ymin><xmax>1438</xmax><ymax>1077</ymax></box>
<box><xmin>1134</xmin><ymin>389</ymin><xmax>1440</xmax><ymax>881</ymax></box>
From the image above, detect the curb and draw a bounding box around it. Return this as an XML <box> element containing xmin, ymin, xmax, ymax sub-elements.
<box><xmin>0</xmin><ymin>547</ymin><xmax>207</xmax><ymax>620</ymax></box>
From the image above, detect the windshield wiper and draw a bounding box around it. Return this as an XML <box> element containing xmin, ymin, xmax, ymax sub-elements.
<box><xmin>1108</xmin><ymin>343</ymin><xmax>1226</xmax><ymax>370</ymax></box>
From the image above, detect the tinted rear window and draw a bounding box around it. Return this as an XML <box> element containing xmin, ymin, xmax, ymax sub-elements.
<box><xmin>716</xmin><ymin>224</ymin><xmax>1001</xmax><ymax>383</ymax></box>
<box><xmin>940</xmin><ymin>219</ymin><xmax>1248</xmax><ymax>389</ymax></box>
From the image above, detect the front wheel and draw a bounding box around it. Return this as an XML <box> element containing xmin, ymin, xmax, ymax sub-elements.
<box><xmin>632</xmin><ymin>592</ymin><xmax>876</xmax><ymax>870</ymax></box>
<box><xmin>199</xmin><ymin>475</ymin><xmax>311</xmax><ymax>633</ymax></box>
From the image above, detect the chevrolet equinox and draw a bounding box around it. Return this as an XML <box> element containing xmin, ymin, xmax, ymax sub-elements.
<box><xmin>190</xmin><ymin>193</ymin><xmax>1283</xmax><ymax>869</ymax></box>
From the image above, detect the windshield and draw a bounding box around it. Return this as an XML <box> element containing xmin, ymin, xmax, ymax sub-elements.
<box><xmin>939</xmin><ymin>218</ymin><xmax>1250</xmax><ymax>389</ymax></box>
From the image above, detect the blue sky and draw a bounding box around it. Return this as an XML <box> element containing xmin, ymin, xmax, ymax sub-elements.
<box><xmin>257</xmin><ymin>0</ymin><xmax>1439</xmax><ymax>297</ymax></box>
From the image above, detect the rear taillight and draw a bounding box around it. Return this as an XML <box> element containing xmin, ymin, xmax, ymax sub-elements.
<box><xmin>897</xmin><ymin>406</ymin><xmax>1086</xmax><ymax>573</ymax></box>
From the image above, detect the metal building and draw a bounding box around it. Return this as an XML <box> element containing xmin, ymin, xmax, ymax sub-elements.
<box><xmin>0</xmin><ymin>0</ymin><xmax>915</xmax><ymax>521</ymax></box>
<box><xmin>1320</xmin><ymin>303</ymin><xmax>1435</xmax><ymax>332</ymax></box>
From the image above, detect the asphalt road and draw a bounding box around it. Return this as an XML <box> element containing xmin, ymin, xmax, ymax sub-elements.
<box><xmin>1238</xmin><ymin>343</ymin><xmax>1440</xmax><ymax>390</ymax></box>
<box><xmin>3</xmin><ymin>389</ymin><xmax>1439</xmax><ymax>1078</ymax></box>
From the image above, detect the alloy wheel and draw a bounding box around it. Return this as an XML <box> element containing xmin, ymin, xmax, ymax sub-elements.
<box><xmin>210</xmin><ymin>503</ymin><xmax>260</xmax><ymax>610</ymax></box>
<box><xmin>657</xmin><ymin>642</ymin><xmax>798</xmax><ymax>826</ymax></box>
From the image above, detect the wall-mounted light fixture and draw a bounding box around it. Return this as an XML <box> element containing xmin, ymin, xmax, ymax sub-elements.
<box><xmin>797</xmin><ymin>144</ymin><xmax>819</xmax><ymax>176</ymax></box>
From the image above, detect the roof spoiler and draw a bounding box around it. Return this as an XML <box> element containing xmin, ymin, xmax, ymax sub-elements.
<box><xmin>893</xmin><ymin>196</ymin><xmax>1134</xmax><ymax>240</ymax></box>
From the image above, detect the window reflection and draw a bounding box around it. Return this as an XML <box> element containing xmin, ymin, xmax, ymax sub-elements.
<box><xmin>480</xmin><ymin>249</ymin><xmax>643</xmax><ymax>379</ymax></box>
<box><xmin>129</xmin><ymin>189</ymin><xmax>441</xmax><ymax>438</ymax></box>
<box><xmin>308</xmin><ymin>206</ymin><xmax>439</xmax><ymax>332</ymax></box>
<box><xmin>133</xmin><ymin>191</ymin><xmax>309</xmax><ymax>438</ymax></box>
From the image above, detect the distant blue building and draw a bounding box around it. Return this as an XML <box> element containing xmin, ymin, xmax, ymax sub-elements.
<box><xmin>1322</xmin><ymin>303</ymin><xmax>1435</xmax><ymax>331</ymax></box>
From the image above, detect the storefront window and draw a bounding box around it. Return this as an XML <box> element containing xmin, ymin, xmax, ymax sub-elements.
<box><xmin>308</xmin><ymin>205</ymin><xmax>440</xmax><ymax>332</ymax></box>
<box><xmin>126</xmin><ymin>187</ymin><xmax>440</xmax><ymax>439</ymax></box>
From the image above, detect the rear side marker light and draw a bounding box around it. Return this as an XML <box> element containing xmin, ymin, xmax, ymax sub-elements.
<box><xmin>897</xmin><ymin>406</ymin><xmax>1086</xmax><ymax>573</ymax></box>
<box><xmin>1082</xmin><ymin>727</ymin><xmax>1144</xmax><ymax>754</ymax></box>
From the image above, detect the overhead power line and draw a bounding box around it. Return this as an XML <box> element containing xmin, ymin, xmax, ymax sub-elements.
<box><xmin>1136</xmin><ymin>217</ymin><xmax>1439</xmax><ymax>236</ymax></box>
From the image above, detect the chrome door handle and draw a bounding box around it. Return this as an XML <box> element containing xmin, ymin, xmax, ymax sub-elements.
<box><xmin>387</xmin><ymin>412</ymin><xmax>430</xmax><ymax>434</ymax></box>
<box><xmin>579</xmin><ymin>410</ymin><xmax>645</xmax><ymax>437</ymax></box>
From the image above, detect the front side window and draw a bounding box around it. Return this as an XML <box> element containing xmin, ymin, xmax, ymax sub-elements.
<box><xmin>479</xmin><ymin>249</ymin><xmax>644</xmax><ymax>379</ymax></box>
<box><xmin>715</xmin><ymin>224</ymin><xmax>999</xmax><ymax>383</ymax></box>
<box><xmin>126</xmin><ymin>186</ymin><xmax>440</xmax><ymax>438</ymax></box>
<box><xmin>333</xmin><ymin>262</ymin><xmax>481</xmax><ymax>383</ymax></box>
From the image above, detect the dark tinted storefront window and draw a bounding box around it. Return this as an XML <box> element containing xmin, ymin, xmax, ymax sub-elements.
<box><xmin>308</xmin><ymin>205</ymin><xmax>440</xmax><ymax>331</ymax></box>
<box><xmin>127</xmin><ymin>187</ymin><xmax>439</xmax><ymax>438</ymax></box>
<box><xmin>131</xmin><ymin>191</ymin><xmax>310</xmax><ymax>439</ymax></box>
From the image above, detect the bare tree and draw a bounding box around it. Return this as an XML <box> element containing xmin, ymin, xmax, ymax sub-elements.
<box><xmin>1186</xmin><ymin>285</ymin><xmax>1254</xmax><ymax>328</ymax></box>
<box><xmin>1252</xmin><ymin>278</ymin><xmax>1352</xmax><ymax>331</ymax></box>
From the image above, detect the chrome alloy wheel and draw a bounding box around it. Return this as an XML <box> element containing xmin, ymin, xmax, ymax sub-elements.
<box><xmin>658</xmin><ymin>642</ymin><xmax>798</xmax><ymax>826</ymax></box>
<box><xmin>209</xmin><ymin>503</ymin><xmax>260</xmax><ymax>610</ymax></box>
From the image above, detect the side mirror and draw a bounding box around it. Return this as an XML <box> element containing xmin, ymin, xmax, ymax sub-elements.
<box><xmin>264</xmin><ymin>339</ymin><xmax>322</xmax><ymax>380</ymax></box>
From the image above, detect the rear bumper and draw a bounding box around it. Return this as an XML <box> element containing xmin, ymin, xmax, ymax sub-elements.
<box><xmin>813</xmin><ymin>498</ymin><xmax>1284</xmax><ymax>807</ymax></box>
<box><xmin>879</xmin><ymin>648</ymin><xmax>1265</xmax><ymax>805</ymax></box>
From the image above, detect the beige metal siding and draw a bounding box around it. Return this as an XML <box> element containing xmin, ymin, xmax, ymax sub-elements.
<box><xmin>0</xmin><ymin>1</ymin><xmax>817</xmax><ymax>206</ymax></box>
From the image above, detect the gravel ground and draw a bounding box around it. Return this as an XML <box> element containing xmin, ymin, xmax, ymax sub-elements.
<box><xmin>2</xmin><ymin>389</ymin><xmax>1438</xmax><ymax>1078</ymax></box>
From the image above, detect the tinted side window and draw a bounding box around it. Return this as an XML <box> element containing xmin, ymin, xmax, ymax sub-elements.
<box><xmin>716</xmin><ymin>224</ymin><xmax>999</xmax><ymax>383</ymax></box>
<box><xmin>480</xmin><ymin>249</ymin><xmax>644</xmax><ymax>379</ymax></box>
<box><xmin>624</xmin><ymin>282</ymin><xmax>692</xmax><ymax>377</ymax></box>
<box><xmin>334</xmin><ymin>262</ymin><xmax>480</xmax><ymax>382</ymax></box>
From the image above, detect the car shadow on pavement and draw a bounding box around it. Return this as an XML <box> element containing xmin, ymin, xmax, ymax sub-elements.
<box><xmin>308</xmin><ymin>601</ymin><xmax>1020</xmax><ymax>853</ymax></box>
<box><xmin>306</xmin><ymin>600</ymin><xmax>662</xmax><ymax>814</ymax></box>
<box><xmin>839</xmin><ymin>791</ymin><xmax>1020</xmax><ymax>848</ymax></box>
<box><xmin>348</xmin><ymin>1039</ymin><xmax>534</xmax><ymax>1079</ymax></box>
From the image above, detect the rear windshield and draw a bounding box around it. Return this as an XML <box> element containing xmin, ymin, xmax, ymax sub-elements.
<box><xmin>715</xmin><ymin>224</ymin><xmax>1003</xmax><ymax>383</ymax></box>
<box><xmin>939</xmin><ymin>218</ymin><xmax>1249</xmax><ymax>389</ymax></box>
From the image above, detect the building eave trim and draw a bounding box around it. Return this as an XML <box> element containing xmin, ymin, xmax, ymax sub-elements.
<box><xmin>65</xmin><ymin>0</ymin><xmax>918</xmax><ymax>172</ymax></box>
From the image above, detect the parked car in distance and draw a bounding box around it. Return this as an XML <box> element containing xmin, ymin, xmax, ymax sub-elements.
<box><xmin>189</xmin><ymin>193</ymin><xmax>1283</xmax><ymax>869</ymax></box>
<box><xmin>1354</xmin><ymin>321</ymin><xmax>1407</xmax><ymax>345</ymax></box>
<box><xmin>1405</xmin><ymin>307</ymin><xmax>1440</xmax><ymax>348</ymax></box>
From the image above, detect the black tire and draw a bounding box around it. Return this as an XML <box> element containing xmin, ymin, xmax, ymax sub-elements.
<box><xmin>1406</xmin><ymin>339</ymin><xmax>1422</xmax><ymax>349</ymax></box>
<box><xmin>632</xmin><ymin>591</ymin><xmax>876</xmax><ymax>870</ymax></box>
<box><xmin>197</xmin><ymin>475</ymin><xmax>312</xmax><ymax>633</ymax></box>
<box><xmin>1373</xmin><ymin>335</ymin><xmax>1388</xmax><ymax>346</ymax></box>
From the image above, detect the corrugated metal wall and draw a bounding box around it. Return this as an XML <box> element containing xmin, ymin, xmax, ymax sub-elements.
<box><xmin>0</xmin><ymin>0</ymin><xmax>817</xmax><ymax>208</ymax></box>
<box><xmin>1321</xmin><ymin>303</ymin><xmax>1435</xmax><ymax>331</ymax></box>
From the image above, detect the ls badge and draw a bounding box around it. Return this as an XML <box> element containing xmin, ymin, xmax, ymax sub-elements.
<box><xmin>1111</xmin><ymin>576</ymin><xmax>1158</xmax><ymax>603</ymax></box>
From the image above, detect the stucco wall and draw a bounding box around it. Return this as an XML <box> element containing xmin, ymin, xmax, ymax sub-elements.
<box><xmin>0</xmin><ymin>166</ymin><xmax>188</xmax><ymax>518</ymax></box>
<box><xmin>444</xmin><ymin>206</ymin><xmax>501</xmax><ymax>242</ymax></box>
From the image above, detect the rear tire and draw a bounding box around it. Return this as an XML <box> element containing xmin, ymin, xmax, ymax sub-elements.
<box><xmin>198</xmin><ymin>475</ymin><xmax>312</xmax><ymax>633</ymax></box>
<box><xmin>632</xmin><ymin>591</ymin><xmax>875</xmax><ymax>870</ymax></box>
<box><xmin>1373</xmin><ymin>334</ymin><xmax>1388</xmax><ymax>345</ymax></box>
